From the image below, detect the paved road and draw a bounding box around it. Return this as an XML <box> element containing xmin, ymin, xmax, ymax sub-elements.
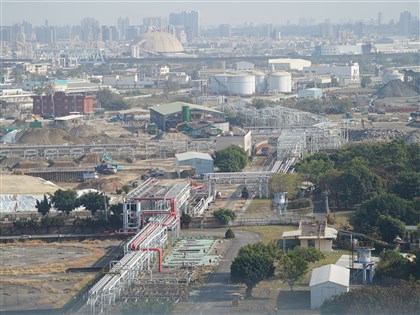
<box><xmin>176</xmin><ymin>229</ymin><xmax>260</xmax><ymax>315</ymax></box>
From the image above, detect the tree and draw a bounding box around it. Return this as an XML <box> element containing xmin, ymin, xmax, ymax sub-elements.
<box><xmin>288</xmin><ymin>246</ymin><xmax>325</xmax><ymax>263</ymax></box>
<box><xmin>121</xmin><ymin>185</ymin><xmax>130</xmax><ymax>194</ymax></box>
<box><xmin>41</xmin><ymin>215</ymin><xmax>54</xmax><ymax>233</ymax></box>
<box><xmin>241</xmin><ymin>186</ymin><xmax>249</xmax><ymax>199</ymax></box>
<box><xmin>269</xmin><ymin>173</ymin><xmax>301</xmax><ymax>198</ymax></box>
<box><xmin>214</xmin><ymin>145</ymin><xmax>248</xmax><ymax>172</ymax></box>
<box><xmin>225</xmin><ymin>228</ymin><xmax>235</xmax><ymax>239</ymax></box>
<box><xmin>213</xmin><ymin>208</ymin><xmax>236</xmax><ymax>225</ymax></box>
<box><xmin>376</xmin><ymin>215</ymin><xmax>406</xmax><ymax>243</ymax></box>
<box><xmin>52</xmin><ymin>217</ymin><xmax>65</xmax><ymax>233</ymax></box>
<box><xmin>392</xmin><ymin>171</ymin><xmax>420</xmax><ymax>200</ymax></box>
<box><xmin>77</xmin><ymin>192</ymin><xmax>110</xmax><ymax>215</ymax></box>
<box><xmin>361</xmin><ymin>76</ymin><xmax>372</xmax><ymax>88</ymax></box>
<box><xmin>36</xmin><ymin>194</ymin><xmax>51</xmax><ymax>216</ymax></box>
<box><xmin>180</xmin><ymin>212</ymin><xmax>191</xmax><ymax>229</ymax></box>
<box><xmin>320</xmin><ymin>282</ymin><xmax>420</xmax><ymax>315</ymax></box>
<box><xmin>50</xmin><ymin>189</ymin><xmax>77</xmax><ymax>215</ymax></box>
<box><xmin>96</xmin><ymin>89</ymin><xmax>129</xmax><ymax>110</ymax></box>
<box><xmin>109</xmin><ymin>203</ymin><xmax>124</xmax><ymax>230</ymax></box>
<box><xmin>13</xmin><ymin>220</ymin><xmax>27</xmax><ymax>234</ymax></box>
<box><xmin>350</xmin><ymin>193</ymin><xmax>416</xmax><ymax>235</ymax></box>
<box><xmin>230</xmin><ymin>243</ymin><xmax>281</xmax><ymax>297</ymax></box>
<box><xmin>278</xmin><ymin>254</ymin><xmax>308</xmax><ymax>291</ymax></box>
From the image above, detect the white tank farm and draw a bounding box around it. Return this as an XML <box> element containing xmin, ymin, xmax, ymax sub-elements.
<box><xmin>268</xmin><ymin>71</ymin><xmax>292</xmax><ymax>93</ymax></box>
<box><xmin>253</xmin><ymin>71</ymin><xmax>267</xmax><ymax>93</ymax></box>
<box><xmin>382</xmin><ymin>70</ymin><xmax>404</xmax><ymax>85</ymax></box>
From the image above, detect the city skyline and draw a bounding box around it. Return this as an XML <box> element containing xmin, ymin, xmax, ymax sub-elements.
<box><xmin>2</xmin><ymin>0</ymin><xmax>419</xmax><ymax>27</ymax></box>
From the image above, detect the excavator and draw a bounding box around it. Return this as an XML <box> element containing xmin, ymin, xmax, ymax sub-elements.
<box><xmin>361</xmin><ymin>119</ymin><xmax>375</xmax><ymax>129</ymax></box>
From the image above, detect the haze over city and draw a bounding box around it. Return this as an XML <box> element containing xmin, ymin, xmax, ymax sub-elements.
<box><xmin>2</xmin><ymin>0</ymin><xmax>419</xmax><ymax>26</ymax></box>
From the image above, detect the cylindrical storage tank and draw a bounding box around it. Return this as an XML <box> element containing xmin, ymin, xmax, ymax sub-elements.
<box><xmin>182</xmin><ymin>105</ymin><xmax>190</xmax><ymax>122</ymax></box>
<box><xmin>253</xmin><ymin>71</ymin><xmax>267</xmax><ymax>93</ymax></box>
<box><xmin>210</xmin><ymin>74</ymin><xmax>228</xmax><ymax>94</ymax></box>
<box><xmin>268</xmin><ymin>71</ymin><xmax>292</xmax><ymax>93</ymax></box>
<box><xmin>227</xmin><ymin>74</ymin><xmax>255</xmax><ymax>95</ymax></box>
<box><xmin>382</xmin><ymin>70</ymin><xmax>403</xmax><ymax>85</ymax></box>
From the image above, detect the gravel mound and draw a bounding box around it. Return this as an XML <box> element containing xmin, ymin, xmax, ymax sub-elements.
<box><xmin>348</xmin><ymin>129</ymin><xmax>408</xmax><ymax>142</ymax></box>
<box><xmin>375</xmin><ymin>80</ymin><xmax>418</xmax><ymax>98</ymax></box>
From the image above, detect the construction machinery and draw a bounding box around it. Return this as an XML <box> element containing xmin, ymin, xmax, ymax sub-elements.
<box><xmin>95</xmin><ymin>153</ymin><xmax>123</xmax><ymax>174</ymax></box>
<box><xmin>361</xmin><ymin>119</ymin><xmax>375</xmax><ymax>129</ymax></box>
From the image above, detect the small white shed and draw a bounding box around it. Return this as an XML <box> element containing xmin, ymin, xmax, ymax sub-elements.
<box><xmin>309</xmin><ymin>264</ymin><xmax>349</xmax><ymax>309</ymax></box>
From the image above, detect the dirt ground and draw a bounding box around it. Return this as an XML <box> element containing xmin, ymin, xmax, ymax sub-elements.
<box><xmin>0</xmin><ymin>239</ymin><xmax>122</xmax><ymax>312</ymax></box>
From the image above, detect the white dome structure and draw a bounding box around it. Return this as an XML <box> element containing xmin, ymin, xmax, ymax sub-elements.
<box><xmin>132</xmin><ymin>31</ymin><xmax>184</xmax><ymax>56</ymax></box>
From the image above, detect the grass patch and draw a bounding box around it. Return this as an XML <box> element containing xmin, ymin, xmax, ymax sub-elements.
<box><xmin>245</xmin><ymin>199</ymin><xmax>273</xmax><ymax>216</ymax></box>
<box><xmin>234</xmin><ymin>225</ymin><xmax>296</xmax><ymax>244</ymax></box>
<box><xmin>332</xmin><ymin>210</ymin><xmax>354</xmax><ymax>228</ymax></box>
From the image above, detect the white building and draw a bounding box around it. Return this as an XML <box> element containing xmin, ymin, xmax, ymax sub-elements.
<box><xmin>282</xmin><ymin>221</ymin><xmax>338</xmax><ymax>252</ymax></box>
<box><xmin>103</xmin><ymin>74</ymin><xmax>139</xmax><ymax>89</ymax></box>
<box><xmin>215</xmin><ymin>130</ymin><xmax>252</xmax><ymax>156</ymax></box>
<box><xmin>298</xmin><ymin>88</ymin><xmax>323</xmax><ymax>99</ymax></box>
<box><xmin>310</xmin><ymin>264</ymin><xmax>350</xmax><ymax>309</ymax></box>
<box><xmin>235</xmin><ymin>61</ymin><xmax>255</xmax><ymax>71</ymax></box>
<box><xmin>382</xmin><ymin>69</ymin><xmax>404</xmax><ymax>85</ymax></box>
<box><xmin>268</xmin><ymin>58</ymin><xmax>311</xmax><ymax>71</ymax></box>
<box><xmin>317</xmin><ymin>44</ymin><xmax>363</xmax><ymax>56</ymax></box>
<box><xmin>304</xmin><ymin>63</ymin><xmax>360</xmax><ymax>85</ymax></box>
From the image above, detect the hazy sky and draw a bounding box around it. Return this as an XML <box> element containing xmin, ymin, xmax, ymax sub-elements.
<box><xmin>1</xmin><ymin>0</ymin><xmax>419</xmax><ymax>26</ymax></box>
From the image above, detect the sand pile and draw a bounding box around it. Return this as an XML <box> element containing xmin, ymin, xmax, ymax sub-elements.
<box><xmin>153</xmin><ymin>132</ymin><xmax>191</xmax><ymax>141</ymax></box>
<box><xmin>75</xmin><ymin>178</ymin><xmax>125</xmax><ymax>193</ymax></box>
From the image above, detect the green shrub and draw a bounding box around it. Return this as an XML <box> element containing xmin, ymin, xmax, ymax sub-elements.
<box><xmin>225</xmin><ymin>228</ymin><xmax>235</xmax><ymax>239</ymax></box>
<box><xmin>213</xmin><ymin>208</ymin><xmax>236</xmax><ymax>225</ymax></box>
<box><xmin>289</xmin><ymin>246</ymin><xmax>325</xmax><ymax>263</ymax></box>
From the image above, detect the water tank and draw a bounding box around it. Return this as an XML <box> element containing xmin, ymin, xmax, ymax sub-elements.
<box><xmin>253</xmin><ymin>71</ymin><xmax>267</xmax><ymax>93</ymax></box>
<box><xmin>382</xmin><ymin>70</ymin><xmax>404</xmax><ymax>85</ymax></box>
<box><xmin>356</xmin><ymin>246</ymin><xmax>374</xmax><ymax>263</ymax></box>
<box><xmin>182</xmin><ymin>105</ymin><xmax>190</xmax><ymax>122</ymax></box>
<box><xmin>227</xmin><ymin>74</ymin><xmax>256</xmax><ymax>95</ymax></box>
<box><xmin>268</xmin><ymin>72</ymin><xmax>292</xmax><ymax>93</ymax></box>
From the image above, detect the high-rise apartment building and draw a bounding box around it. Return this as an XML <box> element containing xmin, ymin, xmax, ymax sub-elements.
<box><xmin>399</xmin><ymin>11</ymin><xmax>412</xmax><ymax>36</ymax></box>
<box><xmin>169</xmin><ymin>11</ymin><xmax>200</xmax><ymax>41</ymax></box>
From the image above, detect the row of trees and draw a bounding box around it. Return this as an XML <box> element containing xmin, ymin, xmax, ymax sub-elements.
<box><xmin>230</xmin><ymin>244</ymin><xmax>325</xmax><ymax>297</ymax></box>
<box><xmin>95</xmin><ymin>89</ymin><xmax>130</xmax><ymax>110</ymax></box>
<box><xmin>295</xmin><ymin>141</ymin><xmax>419</xmax><ymax>242</ymax></box>
<box><xmin>36</xmin><ymin>189</ymin><xmax>110</xmax><ymax>216</ymax></box>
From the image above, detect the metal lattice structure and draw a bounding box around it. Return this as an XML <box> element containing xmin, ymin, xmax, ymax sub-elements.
<box><xmin>32</xmin><ymin>48</ymin><xmax>105</xmax><ymax>63</ymax></box>
<box><xmin>85</xmin><ymin>179</ymin><xmax>190</xmax><ymax>314</ymax></box>
<box><xmin>223</xmin><ymin>103</ymin><xmax>328</xmax><ymax>129</ymax></box>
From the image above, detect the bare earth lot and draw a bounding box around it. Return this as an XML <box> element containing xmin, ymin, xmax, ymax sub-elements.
<box><xmin>0</xmin><ymin>240</ymin><xmax>122</xmax><ymax>312</ymax></box>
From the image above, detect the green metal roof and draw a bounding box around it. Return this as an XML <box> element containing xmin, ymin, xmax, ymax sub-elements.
<box><xmin>150</xmin><ymin>102</ymin><xmax>223</xmax><ymax>116</ymax></box>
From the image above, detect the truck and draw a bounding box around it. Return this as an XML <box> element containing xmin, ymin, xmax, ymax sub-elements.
<box><xmin>78</xmin><ymin>172</ymin><xmax>99</xmax><ymax>182</ymax></box>
<box><xmin>95</xmin><ymin>164</ymin><xmax>117</xmax><ymax>174</ymax></box>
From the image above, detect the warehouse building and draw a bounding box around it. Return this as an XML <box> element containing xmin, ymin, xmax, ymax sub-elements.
<box><xmin>32</xmin><ymin>92</ymin><xmax>95</xmax><ymax>116</ymax></box>
<box><xmin>175</xmin><ymin>152</ymin><xmax>214</xmax><ymax>177</ymax></box>
<box><xmin>149</xmin><ymin>101</ymin><xmax>225</xmax><ymax>132</ymax></box>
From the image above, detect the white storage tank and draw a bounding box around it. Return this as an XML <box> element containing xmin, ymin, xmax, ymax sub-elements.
<box><xmin>382</xmin><ymin>70</ymin><xmax>404</xmax><ymax>85</ymax></box>
<box><xmin>210</xmin><ymin>74</ymin><xmax>229</xmax><ymax>94</ymax></box>
<box><xmin>268</xmin><ymin>71</ymin><xmax>292</xmax><ymax>93</ymax></box>
<box><xmin>227</xmin><ymin>73</ymin><xmax>256</xmax><ymax>95</ymax></box>
<box><xmin>253</xmin><ymin>71</ymin><xmax>267</xmax><ymax>93</ymax></box>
